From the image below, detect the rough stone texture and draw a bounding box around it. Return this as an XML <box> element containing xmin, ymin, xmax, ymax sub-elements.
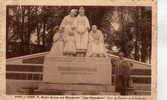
<box><xmin>43</xmin><ymin>57</ymin><xmax>112</xmax><ymax>84</ymax></box>
<box><xmin>38</xmin><ymin>82</ymin><xmax>115</xmax><ymax>92</ymax></box>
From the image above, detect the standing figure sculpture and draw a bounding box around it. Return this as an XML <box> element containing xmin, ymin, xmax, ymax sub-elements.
<box><xmin>74</xmin><ymin>7</ymin><xmax>90</xmax><ymax>56</ymax></box>
<box><xmin>59</xmin><ymin>9</ymin><xmax>77</xmax><ymax>56</ymax></box>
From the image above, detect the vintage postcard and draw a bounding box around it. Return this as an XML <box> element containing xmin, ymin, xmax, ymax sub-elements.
<box><xmin>0</xmin><ymin>0</ymin><xmax>156</xmax><ymax>100</ymax></box>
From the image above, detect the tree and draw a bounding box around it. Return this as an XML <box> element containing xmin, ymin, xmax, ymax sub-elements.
<box><xmin>6</xmin><ymin>6</ymin><xmax>152</xmax><ymax>63</ymax></box>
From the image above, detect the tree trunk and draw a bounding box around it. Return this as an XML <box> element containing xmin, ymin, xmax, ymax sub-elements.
<box><xmin>27</xmin><ymin>7</ymin><xmax>31</xmax><ymax>54</ymax></box>
<box><xmin>134</xmin><ymin>7</ymin><xmax>141</xmax><ymax>61</ymax></box>
<box><xmin>6</xmin><ymin>7</ymin><xmax>9</xmax><ymax>55</ymax></box>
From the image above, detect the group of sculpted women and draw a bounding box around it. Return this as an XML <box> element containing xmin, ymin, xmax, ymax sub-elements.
<box><xmin>47</xmin><ymin>7</ymin><xmax>106</xmax><ymax>57</ymax></box>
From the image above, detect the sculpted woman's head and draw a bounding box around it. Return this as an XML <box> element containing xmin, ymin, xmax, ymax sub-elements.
<box><xmin>69</xmin><ymin>9</ymin><xmax>76</xmax><ymax>17</ymax></box>
<box><xmin>79</xmin><ymin>7</ymin><xmax>85</xmax><ymax>16</ymax></box>
<box><xmin>92</xmin><ymin>25</ymin><xmax>98</xmax><ymax>33</ymax></box>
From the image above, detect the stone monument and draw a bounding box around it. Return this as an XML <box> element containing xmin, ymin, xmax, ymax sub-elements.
<box><xmin>37</xmin><ymin>56</ymin><xmax>117</xmax><ymax>95</ymax></box>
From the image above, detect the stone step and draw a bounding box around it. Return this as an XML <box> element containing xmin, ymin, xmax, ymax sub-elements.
<box><xmin>34</xmin><ymin>90</ymin><xmax>120</xmax><ymax>95</ymax></box>
<box><xmin>6</xmin><ymin>79</ymin><xmax>40</xmax><ymax>95</ymax></box>
<box><xmin>133</xmin><ymin>83</ymin><xmax>151</xmax><ymax>91</ymax></box>
<box><xmin>134</xmin><ymin>90</ymin><xmax>151</xmax><ymax>95</ymax></box>
<box><xmin>39</xmin><ymin>83</ymin><xmax>115</xmax><ymax>92</ymax></box>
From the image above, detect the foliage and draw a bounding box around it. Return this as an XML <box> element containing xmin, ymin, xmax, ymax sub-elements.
<box><xmin>6</xmin><ymin>6</ymin><xmax>151</xmax><ymax>63</ymax></box>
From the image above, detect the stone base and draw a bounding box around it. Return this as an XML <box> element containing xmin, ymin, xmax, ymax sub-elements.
<box><xmin>35</xmin><ymin>90</ymin><xmax>120</xmax><ymax>95</ymax></box>
<box><xmin>43</xmin><ymin>57</ymin><xmax>112</xmax><ymax>84</ymax></box>
<box><xmin>41</xmin><ymin>57</ymin><xmax>115</xmax><ymax>95</ymax></box>
<box><xmin>36</xmin><ymin>82</ymin><xmax>119</xmax><ymax>95</ymax></box>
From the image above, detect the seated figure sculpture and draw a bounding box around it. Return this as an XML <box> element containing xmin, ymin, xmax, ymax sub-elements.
<box><xmin>48</xmin><ymin>8</ymin><xmax>107</xmax><ymax>58</ymax></box>
<box><xmin>87</xmin><ymin>25</ymin><xmax>106</xmax><ymax>57</ymax></box>
<box><xmin>47</xmin><ymin>28</ymin><xmax>65</xmax><ymax>57</ymax></box>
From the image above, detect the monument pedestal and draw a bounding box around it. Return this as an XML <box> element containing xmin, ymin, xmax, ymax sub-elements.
<box><xmin>37</xmin><ymin>82</ymin><xmax>118</xmax><ymax>95</ymax></box>
<box><xmin>37</xmin><ymin>56</ymin><xmax>118</xmax><ymax>95</ymax></box>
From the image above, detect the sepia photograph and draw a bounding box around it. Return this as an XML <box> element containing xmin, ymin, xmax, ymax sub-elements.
<box><xmin>6</xmin><ymin>5</ymin><xmax>152</xmax><ymax>95</ymax></box>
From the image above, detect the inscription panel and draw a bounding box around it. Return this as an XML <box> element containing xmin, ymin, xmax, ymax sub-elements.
<box><xmin>43</xmin><ymin>57</ymin><xmax>112</xmax><ymax>84</ymax></box>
